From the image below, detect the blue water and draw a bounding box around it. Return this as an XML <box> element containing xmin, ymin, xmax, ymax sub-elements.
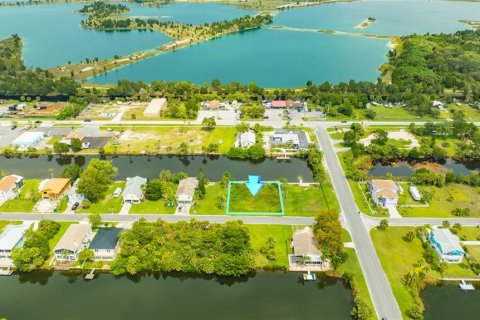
<box><xmin>92</xmin><ymin>27</ymin><xmax>389</xmax><ymax>86</ymax></box>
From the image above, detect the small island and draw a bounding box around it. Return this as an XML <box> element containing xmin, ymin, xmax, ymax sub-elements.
<box><xmin>354</xmin><ymin>17</ymin><xmax>376</xmax><ymax>30</ymax></box>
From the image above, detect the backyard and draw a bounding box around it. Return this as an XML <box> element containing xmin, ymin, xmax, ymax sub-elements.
<box><xmin>102</xmin><ymin>126</ymin><xmax>236</xmax><ymax>154</ymax></box>
<box><xmin>77</xmin><ymin>182</ymin><xmax>125</xmax><ymax>214</ymax></box>
<box><xmin>0</xmin><ymin>180</ymin><xmax>40</xmax><ymax>213</ymax></box>
<box><xmin>246</xmin><ymin>225</ymin><xmax>293</xmax><ymax>269</ymax></box>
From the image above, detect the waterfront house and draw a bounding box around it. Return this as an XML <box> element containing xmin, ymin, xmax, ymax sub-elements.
<box><xmin>0</xmin><ymin>174</ymin><xmax>24</xmax><ymax>204</ymax></box>
<box><xmin>176</xmin><ymin>177</ymin><xmax>198</xmax><ymax>205</ymax></box>
<box><xmin>89</xmin><ymin>227</ymin><xmax>122</xmax><ymax>260</ymax></box>
<box><xmin>367</xmin><ymin>179</ymin><xmax>402</xmax><ymax>207</ymax></box>
<box><xmin>237</xmin><ymin>131</ymin><xmax>256</xmax><ymax>148</ymax></box>
<box><xmin>429</xmin><ymin>228</ymin><xmax>464</xmax><ymax>263</ymax></box>
<box><xmin>122</xmin><ymin>176</ymin><xmax>147</xmax><ymax>204</ymax></box>
<box><xmin>11</xmin><ymin>131</ymin><xmax>45</xmax><ymax>149</ymax></box>
<box><xmin>289</xmin><ymin>227</ymin><xmax>329</xmax><ymax>271</ymax></box>
<box><xmin>0</xmin><ymin>224</ymin><xmax>30</xmax><ymax>258</ymax></box>
<box><xmin>271</xmin><ymin>129</ymin><xmax>309</xmax><ymax>150</ymax></box>
<box><xmin>39</xmin><ymin>178</ymin><xmax>71</xmax><ymax>200</ymax></box>
<box><xmin>202</xmin><ymin>100</ymin><xmax>221</xmax><ymax>110</ymax></box>
<box><xmin>54</xmin><ymin>224</ymin><xmax>92</xmax><ymax>262</ymax></box>
<box><xmin>59</xmin><ymin>131</ymin><xmax>85</xmax><ymax>145</ymax></box>
<box><xmin>144</xmin><ymin>98</ymin><xmax>167</xmax><ymax>118</ymax></box>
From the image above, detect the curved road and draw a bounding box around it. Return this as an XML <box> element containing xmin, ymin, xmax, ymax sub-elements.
<box><xmin>315</xmin><ymin>127</ymin><xmax>402</xmax><ymax>320</ymax></box>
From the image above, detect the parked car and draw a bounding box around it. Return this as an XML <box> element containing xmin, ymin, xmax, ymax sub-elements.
<box><xmin>34</xmin><ymin>120</ymin><xmax>42</xmax><ymax>124</ymax></box>
<box><xmin>71</xmin><ymin>202</ymin><xmax>79</xmax><ymax>210</ymax></box>
<box><xmin>84</xmin><ymin>119</ymin><xmax>91</xmax><ymax>122</ymax></box>
<box><xmin>11</xmin><ymin>125</ymin><xmax>17</xmax><ymax>130</ymax></box>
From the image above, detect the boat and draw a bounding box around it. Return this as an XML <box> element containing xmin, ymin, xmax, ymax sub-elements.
<box><xmin>459</xmin><ymin>279</ymin><xmax>475</xmax><ymax>291</ymax></box>
<box><xmin>303</xmin><ymin>270</ymin><xmax>316</xmax><ymax>281</ymax></box>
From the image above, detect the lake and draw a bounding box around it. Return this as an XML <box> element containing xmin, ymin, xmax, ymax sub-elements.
<box><xmin>1</xmin><ymin>1</ymin><xmax>479</xmax><ymax>86</ymax></box>
<box><xmin>0</xmin><ymin>155</ymin><xmax>314</xmax><ymax>181</ymax></box>
<box><xmin>367</xmin><ymin>158</ymin><xmax>480</xmax><ymax>177</ymax></box>
<box><xmin>422</xmin><ymin>282</ymin><xmax>480</xmax><ymax>320</ymax></box>
<box><xmin>0</xmin><ymin>271</ymin><xmax>353</xmax><ymax>320</ymax></box>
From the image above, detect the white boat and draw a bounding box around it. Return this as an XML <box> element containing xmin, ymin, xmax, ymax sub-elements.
<box><xmin>459</xmin><ymin>279</ymin><xmax>475</xmax><ymax>291</ymax></box>
<box><xmin>303</xmin><ymin>270</ymin><xmax>316</xmax><ymax>281</ymax></box>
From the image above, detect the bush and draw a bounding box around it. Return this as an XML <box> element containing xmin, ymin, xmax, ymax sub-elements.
<box><xmin>406</xmin><ymin>304</ymin><xmax>424</xmax><ymax>320</ymax></box>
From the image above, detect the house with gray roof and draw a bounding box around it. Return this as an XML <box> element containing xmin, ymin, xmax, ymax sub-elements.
<box><xmin>122</xmin><ymin>176</ymin><xmax>147</xmax><ymax>204</ymax></box>
<box><xmin>176</xmin><ymin>177</ymin><xmax>198</xmax><ymax>205</ymax></box>
<box><xmin>429</xmin><ymin>228</ymin><xmax>465</xmax><ymax>263</ymax></box>
<box><xmin>0</xmin><ymin>224</ymin><xmax>30</xmax><ymax>258</ymax></box>
<box><xmin>89</xmin><ymin>227</ymin><xmax>122</xmax><ymax>260</ymax></box>
<box><xmin>272</xmin><ymin>129</ymin><xmax>309</xmax><ymax>150</ymax></box>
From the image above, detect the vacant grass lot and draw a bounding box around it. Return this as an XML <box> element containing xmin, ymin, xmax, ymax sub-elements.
<box><xmin>191</xmin><ymin>183</ymin><xmax>226</xmax><ymax>215</ymax></box>
<box><xmin>129</xmin><ymin>199</ymin><xmax>175</xmax><ymax>214</ymax></box>
<box><xmin>399</xmin><ymin>184</ymin><xmax>480</xmax><ymax>217</ymax></box>
<box><xmin>77</xmin><ymin>182</ymin><xmax>125</xmax><ymax>214</ymax></box>
<box><xmin>283</xmin><ymin>184</ymin><xmax>340</xmax><ymax>216</ymax></box>
<box><xmin>457</xmin><ymin>227</ymin><xmax>480</xmax><ymax>241</ymax></box>
<box><xmin>103</xmin><ymin>126</ymin><xmax>236</xmax><ymax>154</ymax></box>
<box><xmin>0</xmin><ymin>180</ymin><xmax>40</xmax><ymax>213</ymax></box>
<box><xmin>229</xmin><ymin>183</ymin><xmax>282</xmax><ymax>213</ymax></box>
<box><xmin>371</xmin><ymin>227</ymin><xmax>476</xmax><ymax>317</ymax></box>
<box><xmin>247</xmin><ymin>225</ymin><xmax>293</xmax><ymax>269</ymax></box>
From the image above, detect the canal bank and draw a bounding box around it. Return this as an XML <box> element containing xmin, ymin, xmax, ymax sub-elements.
<box><xmin>0</xmin><ymin>271</ymin><xmax>353</xmax><ymax>319</ymax></box>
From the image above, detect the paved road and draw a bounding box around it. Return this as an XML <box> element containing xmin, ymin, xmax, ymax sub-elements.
<box><xmin>315</xmin><ymin>127</ymin><xmax>402</xmax><ymax>320</ymax></box>
<box><xmin>0</xmin><ymin>213</ymin><xmax>315</xmax><ymax>225</ymax></box>
<box><xmin>364</xmin><ymin>216</ymin><xmax>480</xmax><ymax>230</ymax></box>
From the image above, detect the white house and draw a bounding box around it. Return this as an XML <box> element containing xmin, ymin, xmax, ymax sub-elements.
<box><xmin>238</xmin><ymin>131</ymin><xmax>256</xmax><ymax>148</ymax></box>
<box><xmin>367</xmin><ymin>179</ymin><xmax>403</xmax><ymax>207</ymax></box>
<box><xmin>0</xmin><ymin>224</ymin><xmax>30</xmax><ymax>258</ymax></box>
<box><xmin>176</xmin><ymin>177</ymin><xmax>198</xmax><ymax>205</ymax></box>
<box><xmin>54</xmin><ymin>224</ymin><xmax>92</xmax><ymax>262</ymax></box>
<box><xmin>122</xmin><ymin>176</ymin><xmax>147</xmax><ymax>204</ymax></box>
<box><xmin>429</xmin><ymin>228</ymin><xmax>465</xmax><ymax>263</ymax></box>
<box><xmin>143</xmin><ymin>98</ymin><xmax>167</xmax><ymax>118</ymax></box>
<box><xmin>288</xmin><ymin>227</ymin><xmax>328</xmax><ymax>270</ymax></box>
<box><xmin>271</xmin><ymin>129</ymin><xmax>309</xmax><ymax>150</ymax></box>
<box><xmin>11</xmin><ymin>131</ymin><xmax>44</xmax><ymax>148</ymax></box>
<box><xmin>89</xmin><ymin>227</ymin><xmax>122</xmax><ymax>260</ymax></box>
<box><xmin>0</xmin><ymin>174</ymin><xmax>24</xmax><ymax>204</ymax></box>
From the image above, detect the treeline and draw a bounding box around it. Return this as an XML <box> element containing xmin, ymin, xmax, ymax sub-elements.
<box><xmin>78</xmin><ymin>2</ymin><xmax>129</xmax><ymax>18</ymax></box>
<box><xmin>111</xmin><ymin>219</ymin><xmax>255</xmax><ymax>277</ymax></box>
<box><xmin>0</xmin><ymin>35</ymin><xmax>78</xmax><ymax>96</ymax></box>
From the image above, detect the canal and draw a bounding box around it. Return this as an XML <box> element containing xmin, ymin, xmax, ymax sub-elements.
<box><xmin>0</xmin><ymin>155</ymin><xmax>314</xmax><ymax>181</ymax></box>
<box><xmin>0</xmin><ymin>271</ymin><xmax>353</xmax><ymax>320</ymax></box>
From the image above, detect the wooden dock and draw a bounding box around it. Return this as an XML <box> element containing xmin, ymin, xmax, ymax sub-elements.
<box><xmin>0</xmin><ymin>267</ymin><xmax>13</xmax><ymax>276</ymax></box>
<box><xmin>85</xmin><ymin>269</ymin><xmax>96</xmax><ymax>280</ymax></box>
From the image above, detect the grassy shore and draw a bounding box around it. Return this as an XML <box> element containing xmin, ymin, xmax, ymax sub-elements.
<box><xmin>247</xmin><ymin>224</ymin><xmax>293</xmax><ymax>269</ymax></box>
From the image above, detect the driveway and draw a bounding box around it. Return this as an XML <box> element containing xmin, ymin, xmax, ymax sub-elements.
<box><xmin>120</xmin><ymin>202</ymin><xmax>132</xmax><ymax>215</ymax></box>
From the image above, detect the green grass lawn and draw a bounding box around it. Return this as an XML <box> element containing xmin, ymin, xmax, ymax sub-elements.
<box><xmin>103</xmin><ymin>126</ymin><xmax>236</xmax><ymax>154</ymax></box>
<box><xmin>371</xmin><ymin>226</ymin><xmax>476</xmax><ymax>317</ymax></box>
<box><xmin>77</xmin><ymin>182</ymin><xmax>125</xmax><ymax>214</ymax></box>
<box><xmin>0</xmin><ymin>179</ymin><xmax>40</xmax><ymax>213</ymax></box>
<box><xmin>229</xmin><ymin>183</ymin><xmax>282</xmax><ymax>213</ymax></box>
<box><xmin>44</xmin><ymin>222</ymin><xmax>73</xmax><ymax>268</ymax></box>
<box><xmin>358</xmin><ymin>106</ymin><xmax>437</xmax><ymax>122</ymax></box>
<box><xmin>457</xmin><ymin>227</ymin><xmax>480</xmax><ymax>241</ymax></box>
<box><xmin>129</xmin><ymin>199</ymin><xmax>176</xmax><ymax>214</ymax></box>
<box><xmin>466</xmin><ymin>246</ymin><xmax>480</xmax><ymax>261</ymax></box>
<box><xmin>399</xmin><ymin>184</ymin><xmax>480</xmax><ymax>217</ymax></box>
<box><xmin>191</xmin><ymin>183</ymin><xmax>226</xmax><ymax>215</ymax></box>
<box><xmin>246</xmin><ymin>225</ymin><xmax>293</xmax><ymax>269</ymax></box>
<box><xmin>342</xmin><ymin>229</ymin><xmax>352</xmax><ymax>242</ymax></box>
<box><xmin>445</xmin><ymin>103</ymin><xmax>480</xmax><ymax>121</ymax></box>
<box><xmin>338</xmin><ymin>248</ymin><xmax>376</xmax><ymax>318</ymax></box>
<box><xmin>283</xmin><ymin>184</ymin><xmax>339</xmax><ymax>216</ymax></box>
<box><xmin>56</xmin><ymin>197</ymin><xmax>68</xmax><ymax>213</ymax></box>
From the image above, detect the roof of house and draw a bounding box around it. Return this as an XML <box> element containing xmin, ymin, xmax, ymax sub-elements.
<box><xmin>292</xmin><ymin>227</ymin><xmax>321</xmax><ymax>256</ymax></box>
<box><xmin>176</xmin><ymin>177</ymin><xmax>199</xmax><ymax>197</ymax></box>
<box><xmin>54</xmin><ymin>224</ymin><xmax>92</xmax><ymax>252</ymax></box>
<box><xmin>207</xmin><ymin>100</ymin><xmax>221</xmax><ymax>109</ymax></box>
<box><xmin>122</xmin><ymin>176</ymin><xmax>147</xmax><ymax>198</ymax></box>
<box><xmin>0</xmin><ymin>224</ymin><xmax>29</xmax><ymax>250</ymax></box>
<box><xmin>66</xmin><ymin>131</ymin><xmax>84</xmax><ymax>141</ymax></box>
<box><xmin>375</xmin><ymin>189</ymin><xmax>398</xmax><ymax>199</ymax></box>
<box><xmin>239</xmin><ymin>131</ymin><xmax>256</xmax><ymax>146</ymax></box>
<box><xmin>11</xmin><ymin>131</ymin><xmax>44</xmax><ymax>145</ymax></box>
<box><xmin>0</xmin><ymin>175</ymin><xmax>22</xmax><ymax>192</ymax></box>
<box><xmin>431</xmin><ymin>228</ymin><xmax>464</xmax><ymax>255</ymax></box>
<box><xmin>89</xmin><ymin>227</ymin><xmax>122</xmax><ymax>250</ymax></box>
<box><xmin>273</xmin><ymin>129</ymin><xmax>309</xmax><ymax>149</ymax></box>
<box><xmin>41</xmin><ymin>178</ymin><xmax>70</xmax><ymax>194</ymax></box>
<box><xmin>144</xmin><ymin>98</ymin><xmax>167</xmax><ymax>115</ymax></box>
<box><xmin>271</xmin><ymin>100</ymin><xmax>287</xmax><ymax>108</ymax></box>
<box><xmin>370</xmin><ymin>179</ymin><xmax>398</xmax><ymax>190</ymax></box>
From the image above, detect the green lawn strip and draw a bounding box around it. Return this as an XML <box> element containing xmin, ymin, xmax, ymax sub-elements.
<box><xmin>398</xmin><ymin>184</ymin><xmax>480</xmax><ymax>218</ymax></box>
<box><xmin>44</xmin><ymin>222</ymin><xmax>74</xmax><ymax>268</ymax></box>
<box><xmin>446</xmin><ymin>103</ymin><xmax>480</xmax><ymax>121</ymax></box>
<box><xmin>466</xmin><ymin>246</ymin><xmax>480</xmax><ymax>261</ymax></box>
<box><xmin>457</xmin><ymin>227</ymin><xmax>480</xmax><ymax>241</ymax></box>
<box><xmin>342</xmin><ymin>229</ymin><xmax>352</xmax><ymax>242</ymax></box>
<box><xmin>0</xmin><ymin>179</ymin><xmax>40</xmax><ymax>213</ymax></box>
<box><xmin>129</xmin><ymin>199</ymin><xmax>175</xmax><ymax>214</ymax></box>
<box><xmin>246</xmin><ymin>224</ymin><xmax>293</xmax><ymax>269</ymax></box>
<box><xmin>77</xmin><ymin>182</ymin><xmax>125</xmax><ymax>214</ymax></box>
<box><xmin>56</xmin><ymin>197</ymin><xmax>68</xmax><ymax>213</ymax></box>
<box><xmin>229</xmin><ymin>183</ymin><xmax>281</xmax><ymax>213</ymax></box>
<box><xmin>0</xmin><ymin>221</ymin><xmax>21</xmax><ymax>233</ymax></box>
<box><xmin>371</xmin><ymin>226</ymin><xmax>476</xmax><ymax>317</ymax></box>
<box><xmin>191</xmin><ymin>183</ymin><xmax>226</xmax><ymax>215</ymax></box>
<box><xmin>338</xmin><ymin>248</ymin><xmax>376</xmax><ymax>319</ymax></box>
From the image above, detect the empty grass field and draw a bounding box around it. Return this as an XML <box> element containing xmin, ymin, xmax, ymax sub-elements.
<box><xmin>228</xmin><ymin>183</ymin><xmax>282</xmax><ymax>213</ymax></box>
<box><xmin>247</xmin><ymin>225</ymin><xmax>293</xmax><ymax>269</ymax></box>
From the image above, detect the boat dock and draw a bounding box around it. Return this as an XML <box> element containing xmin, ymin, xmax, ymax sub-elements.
<box><xmin>0</xmin><ymin>267</ymin><xmax>13</xmax><ymax>276</ymax></box>
<box><xmin>459</xmin><ymin>279</ymin><xmax>475</xmax><ymax>291</ymax></box>
<box><xmin>85</xmin><ymin>268</ymin><xmax>96</xmax><ymax>280</ymax></box>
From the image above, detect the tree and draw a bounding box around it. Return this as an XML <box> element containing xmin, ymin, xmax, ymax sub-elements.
<box><xmin>372</xmin><ymin>129</ymin><xmax>388</xmax><ymax>145</ymax></box>
<box><xmin>404</xmin><ymin>231</ymin><xmax>415</xmax><ymax>242</ymax></box>
<box><xmin>78</xmin><ymin>248</ymin><xmax>94</xmax><ymax>263</ymax></box>
<box><xmin>77</xmin><ymin>159</ymin><xmax>117</xmax><ymax>202</ymax></box>
<box><xmin>201</xmin><ymin>116</ymin><xmax>216</xmax><ymax>130</ymax></box>
<box><xmin>53</xmin><ymin>142</ymin><xmax>69</xmax><ymax>154</ymax></box>
<box><xmin>314</xmin><ymin>210</ymin><xmax>344</xmax><ymax>261</ymax></box>
<box><xmin>236</xmin><ymin>122</ymin><xmax>250</xmax><ymax>133</ymax></box>
<box><xmin>406</xmin><ymin>304</ymin><xmax>424</xmax><ymax>320</ymax></box>
<box><xmin>343</xmin><ymin>130</ymin><xmax>358</xmax><ymax>146</ymax></box>
<box><xmin>351</xmin><ymin>296</ymin><xmax>374</xmax><ymax>320</ymax></box>
<box><xmin>378</xmin><ymin>219</ymin><xmax>389</xmax><ymax>231</ymax></box>
<box><xmin>89</xmin><ymin>213</ymin><xmax>102</xmax><ymax>227</ymax></box>
<box><xmin>145</xmin><ymin>178</ymin><xmax>164</xmax><ymax>201</ymax></box>
<box><xmin>70</xmin><ymin>138</ymin><xmax>82</xmax><ymax>152</ymax></box>
<box><xmin>61</xmin><ymin>164</ymin><xmax>82</xmax><ymax>182</ymax></box>
<box><xmin>179</xmin><ymin>142</ymin><xmax>189</xmax><ymax>155</ymax></box>
<box><xmin>221</xmin><ymin>171</ymin><xmax>232</xmax><ymax>187</ymax></box>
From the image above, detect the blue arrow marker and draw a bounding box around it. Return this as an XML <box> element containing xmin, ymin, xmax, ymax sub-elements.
<box><xmin>246</xmin><ymin>175</ymin><xmax>264</xmax><ymax>196</ymax></box>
